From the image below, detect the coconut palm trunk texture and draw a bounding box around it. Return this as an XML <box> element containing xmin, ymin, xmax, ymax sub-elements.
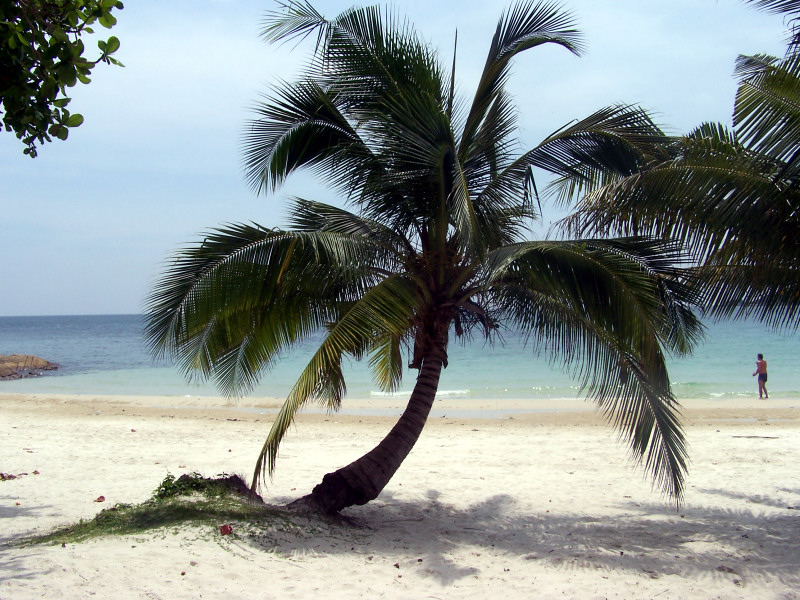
<box><xmin>291</xmin><ymin>352</ymin><xmax>445</xmax><ymax>514</ymax></box>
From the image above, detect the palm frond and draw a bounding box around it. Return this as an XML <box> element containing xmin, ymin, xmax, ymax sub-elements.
<box><xmin>735</xmin><ymin>52</ymin><xmax>800</xmax><ymax>166</ymax></box>
<box><xmin>743</xmin><ymin>0</ymin><xmax>800</xmax><ymax>49</ymax></box>
<box><xmin>745</xmin><ymin>0</ymin><xmax>800</xmax><ymax>14</ymax></box>
<box><xmin>243</xmin><ymin>80</ymin><xmax>372</xmax><ymax>195</ymax></box>
<box><xmin>368</xmin><ymin>331</ymin><xmax>406</xmax><ymax>393</ymax></box>
<box><xmin>144</xmin><ymin>223</ymin><xmax>385</xmax><ymax>396</ymax></box>
<box><xmin>462</xmin><ymin>1</ymin><xmax>582</xmax><ymax>154</ymax></box>
<box><xmin>484</xmin><ymin>238</ymin><xmax>702</xmax><ymax>499</ymax></box>
<box><xmin>694</xmin><ymin>260</ymin><xmax>800</xmax><ymax>330</ymax></box>
<box><xmin>261</xmin><ymin>0</ymin><xmax>328</xmax><ymax>47</ymax></box>
<box><xmin>251</xmin><ymin>273</ymin><xmax>422</xmax><ymax>489</ymax></box>
<box><xmin>564</xmin><ymin>123</ymin><xmax>782</xmax><ymax>251</ymax></box>
<box><xmin>531</xmin><ymin>104</ymin><xmax>673</xmax><ymax>206</ymax></box>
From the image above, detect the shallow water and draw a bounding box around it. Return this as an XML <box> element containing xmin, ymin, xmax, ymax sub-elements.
<box><xmin>1</xmin><ymin>314</ymin><xmax>798</xmax><ymax>401</ymax></box>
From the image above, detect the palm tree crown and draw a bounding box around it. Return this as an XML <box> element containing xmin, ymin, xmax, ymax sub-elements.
<box><xmin>145</xmin><ymin>0</ymin><xmax>702</xmax><ymax>514</ymax></box>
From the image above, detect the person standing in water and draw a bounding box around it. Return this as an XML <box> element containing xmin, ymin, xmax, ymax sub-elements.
<box><xmin>753</xmin><ymin>353</ymin><xmax>768</xmax><ymax>399</ymax></box>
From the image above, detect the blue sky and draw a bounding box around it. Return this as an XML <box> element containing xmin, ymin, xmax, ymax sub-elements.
<box><xmin>0</xmin><ymin>0</ymin><xmax>789</xmax><ymax>316</ymax></box>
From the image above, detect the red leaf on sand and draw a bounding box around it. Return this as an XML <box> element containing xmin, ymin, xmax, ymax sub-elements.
<box><xmin>219</xmin><ymin>524</ymin><xmax>233</xmax><ymax>535</ymax></box>
<box><xmin>94</xmin><ymin>496</ymin><xmax>105</xmax><ymax>502</ymax></box>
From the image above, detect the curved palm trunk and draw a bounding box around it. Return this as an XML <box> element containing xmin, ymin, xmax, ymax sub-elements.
<box><xmin>289</xmin><ymin>354</ymin><xmax>445</xmax><ymax>515</ymax></box>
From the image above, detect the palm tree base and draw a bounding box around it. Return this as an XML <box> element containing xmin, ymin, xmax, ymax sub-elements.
<box><xmin>287</xmin><ymin>471</ymin><xmax>370</xmax><ymax>515</ymax></box>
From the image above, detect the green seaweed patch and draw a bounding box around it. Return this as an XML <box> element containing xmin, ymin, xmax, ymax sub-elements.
<box><xmin>16</xmin><ymin>473</ymin><xmax>295</xmax><ymax>546</ymax></box>
<box><xmin>154</xmin><ymin>472</ymin><xmax>235</xmax><ymax>500</ymax></box>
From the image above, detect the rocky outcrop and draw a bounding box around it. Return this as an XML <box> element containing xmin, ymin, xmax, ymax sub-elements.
<box><xmin>0</xmin><ymin>355</ymin><xmax>59</xmax><ymax>380</ymax></box>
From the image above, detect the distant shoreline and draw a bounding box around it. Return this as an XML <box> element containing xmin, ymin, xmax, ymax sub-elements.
<box><xmin>1</xmin><ymin>391</ymin><xmax>797</xmax><ymax>428</ymax></box>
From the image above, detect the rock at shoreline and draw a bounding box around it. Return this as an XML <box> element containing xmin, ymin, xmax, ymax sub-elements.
<box><xmin>0</xmin><ymin>355</ymin><xmax>59</xmax><ymax>380</ymax></box>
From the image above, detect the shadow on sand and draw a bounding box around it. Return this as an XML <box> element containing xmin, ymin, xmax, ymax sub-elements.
<box><xmin>2</xmin><ymin>490</ymin><xmax>798</xmax><ymax>590</ymax></box>
<box><xmin>254</xmin><ymin>489</ymin><xmax>800</xmax><ymax>588</ymax></box>
<box><xmin>0</xmin><ymin>495</ymin><xmax>57</xmax><ymax>585</ymax></box>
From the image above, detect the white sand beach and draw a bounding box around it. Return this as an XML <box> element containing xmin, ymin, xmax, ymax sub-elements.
<box><xmin>1</xmin><ymin>392</ymin><xmax>799</xmax><ymax>599</ymax></box>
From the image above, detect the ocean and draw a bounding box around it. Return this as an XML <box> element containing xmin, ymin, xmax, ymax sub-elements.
<box><xmin>1</xmin><ymin>314</ymin><xmax>798</xmax><ymax>401</ymax></box>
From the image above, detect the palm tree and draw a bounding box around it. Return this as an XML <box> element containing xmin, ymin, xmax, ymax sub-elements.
<box><xmin>145</xmin><ymin>0</ymin><xmax>702</xmax><ymax>515</ymax></box>
<box><xmin>562</xmin><ymin>0</ymin><xmax>800</xmax><ymax>331</ymax></box>
<box><xmin>746</xmin><ymin>0</ymin><xmax>800</xmax><ymax>47</ymax></box>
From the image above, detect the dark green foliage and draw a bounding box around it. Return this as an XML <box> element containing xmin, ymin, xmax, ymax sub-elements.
<box><xmin>152</xmin><ymin>472</ymin><xmax>257</xmax><ymax>501</ymax></box>
<box><xmin>152</xmin><ymin>472</ymin><xmax>227</xmax><ymax>500</ymax></box>
<box><xmin>0</xmin><ymin>0</ymin><xmax>124</xmax><ymax>156</ymax></box>
<box><xmin>564</xmin><ymin>2</ymin><xmax>800</xmax><ymax>332</ymax></box>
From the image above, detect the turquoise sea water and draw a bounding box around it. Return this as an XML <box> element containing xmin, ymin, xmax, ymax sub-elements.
<box><xmin>1</xmin><ymin>314</ymin><xmax>798</xmax><ymax>400</ymax></box>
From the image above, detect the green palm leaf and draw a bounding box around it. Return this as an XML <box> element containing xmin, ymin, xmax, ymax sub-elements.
<box><xmin>735</xmin><ymin>52</ymin><xmax>800</xmax><ymax>166</ymax></box>
<box><xmin>485</xmin><ymin>237</ymin><xmax>701</xmax><ymax>498</ymax></box>
<box><xmin>462</xmin><ymin>1</ymin><xmax>583</xmax><ymax>152</ymax></box>
<box><xmin>252</xmin><ymin>273</ymin><xmax>422</xmax><ymax>485</ymax></box>
<box><xmin>145</xmin><ymin>221</ymin><xmax>384</xmax><ymax>396</ymax></box>
<box><xmin>563</xmin><ymin>36</ymin><xmax>800</xmax><ymax>330</ymax></box>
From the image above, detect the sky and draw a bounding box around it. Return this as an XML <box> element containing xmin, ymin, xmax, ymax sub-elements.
<box><xmin>0</xmin><ymin>0</ymin><xmax>791</xmax><ymax>316</ymax></box>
